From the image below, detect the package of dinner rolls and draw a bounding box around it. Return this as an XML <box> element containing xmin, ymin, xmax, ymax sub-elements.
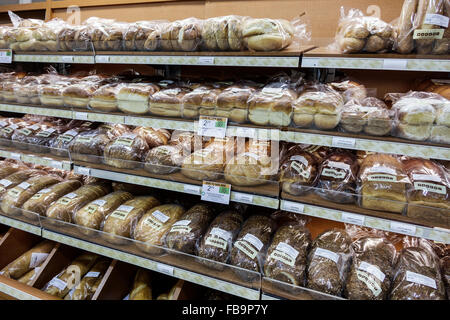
<box><xmin>332</xmin><ymin>7</ymin><xmax>394</xmax><ymax>53</ymax></box>
<box><xmin>390</xmin><ymin>236</ymin><xmax>446</xmax><ymax>300</ymax></box>
<box><xmin>394</xmin><ymin>0</ymin><xmax>449</xmax><ymax>54</ymax></box>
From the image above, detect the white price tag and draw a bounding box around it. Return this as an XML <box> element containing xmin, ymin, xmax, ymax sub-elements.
<box><xmin>201</xmin><ymin>181</ymin><xmax>231</xmax><ymax>205</ymax></box>
<box><xmin>424</xmin><ymin>14</ymin><xmax>449</xmax><ymax>28</ymax></box>
<box><xmin>61</xmin><ymin>56</ymin><xmax>74</xmax><ymax>63</ymax></box>
<box><xmin>75</xmin><ymin>167</ymin><xmax>91</xmax><ymax>175</ymax></box>
<box><xmin>96</xmin><ymin>55</ymin><xmax>110</xmax><ymax>63</ymax></box>
<box><xmin>235</xmin><ymin>127</ymin><xmax>256</xmax><ymax>138</ymax></box>
<box><xmin>197</xmin><ymin>116</ymin><xmax>228</xmax><ymax>138</ymax></box>
<box><xmin>157</xmin><ymin>263</ymin><xmax>174</xmax><ymax>276</ymax></box>
<box><xmin>390</xmin><ymin>221</ymin><xmax>416</xmax><ymax>236</ymax></box>
<box><xmin>282</xmin><ymin>201</ymin><xmax>304</xmax><ymax>214</ymax></box>
<box><xmin>198</xmin><ymin>57</ymin><xmax>215</xmax><ymax>65</ymax></box>
<box><xmin>383</xmin><ymin>59</ymin><xmax>408</xmax><ymax>70</ymax></box>
<box><xmin>10</xmin><ymin>152</ymin><xmax>21</xmax><ymax>161</ymax></box>
<box><xmin>85</xmin><ymin>272</ymin><xmax>100</xmax><ymax>278</ymax></box>
<box><xmin>342</xmin><ymin>212</ymin><xmax>365</xmax><ymax>225</ymax></box>
<box><xmin>183</xmin><ymin>184</ymin><xmax>201</xmax><ymax>195</ymax></box>
<box><xmin>233</xmin><ymin>192</ymin><xmax>254</xmax><ymax>204</ymax></box>
<box><xmin>0</xmin><ymin>49</ymin><xmax>12</xmax><ymax>64</ymax></box>
<box><xmin>50</xmin><ymin>160</ymin><xmax>63</xmax><ymax>169</ymax></box>
<box><xmin>74</xmin><ymin>112</ymin><xmax>89</xmax><ymax>120</ymax></box>
<box><xmin>332</xmin><ymin>137</ymin><xmax>356</xmax><ymax>148</ymax></box>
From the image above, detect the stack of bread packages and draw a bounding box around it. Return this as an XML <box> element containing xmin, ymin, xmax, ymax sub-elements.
<box><xmin>388</xmin><ymin>91</ymin><xmax>450</xmax><ymax>144</ymax></box>
<box><xmin>394</xmin><ymin>0</ymin><xmax>449</xmax><ymax>55</ymax></box>
<box><xmin>333</xmin><ymin>7</ymin><xmax>394</xmax><ymax>53</ymax></box>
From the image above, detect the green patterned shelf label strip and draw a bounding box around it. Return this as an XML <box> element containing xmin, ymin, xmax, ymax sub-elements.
<box><xmin>0</xmin><ymin>215</ymin><xmax>41</xmax><ymax>235</ymax></box>
<box><xmin>13</xmin><ymin>54</ymin><xmax>94</xmax><ymax>64</ymax></box>
<box><xmin>0</xmin><ymin>283</ymin><xmax>41</xmax><ymax>300</ymax></box>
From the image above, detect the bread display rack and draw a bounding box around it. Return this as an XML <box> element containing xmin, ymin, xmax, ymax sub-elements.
<box><xmin>0</xmin><ymin>0</ymin><xmax>449</xmax><ymax>301</ymax></box>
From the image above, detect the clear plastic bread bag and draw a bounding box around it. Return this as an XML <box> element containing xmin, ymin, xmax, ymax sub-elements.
<box><xmin>196</xmin><ymin>210</ymin><xmax>245</xmax><ymax>271</ymax></box>
<box><xmin>263</xmin><ymin>211</ymin><xmax>311</xmax><ymax>287</ymax></box>
<box><xmin>332</xmin><ymin>7</ymin><xmax>394</xmax><ymax>53</ymax></box>
<box><xmin>241</xmin><ymin>13</ymin><xmax>310</xmax><ymax>52</ymax></box>
<box><xmin>201</xmin><ymin>15</ymin><xmax>246</xmax><ymax>51</ymax></box>
<box><xmin>315</xmin><ymin>151</ymin><xmax>359</xmax><ymax>204</ymax></box>
<box><xmin>390</xmin><ymin>236</ymin><xmax>446</xmax><ymax>300</ymax></box>
<box><xmin>161</xmin><ymin>18</ymin><xmax>203</xmax><ymax>52</ymax></box>
<box><xmin>306</xmin><ymin>228</ymin><xmax>352</xmax><ymax>297</ymax></box>
<box><xmin>104</xmin><ymin>132</ymin><xmax>149</xmax><ymax>169</ymax></box>
<box><xmin>89</xmin><ymin>83</ymin><xmax>125</xmax><ymax>113</ymax></box>
<box><xmin>143</xmin><ymin>144</ymin><xmax>186</xmax><ymax>175</ymax></box>
<box><xmin>164</xmin><ymin>203</ymin><xmax>215</xmax><ymax>255</ymax></box>
<box><xmin>343</xmin><ymin>225</ymin><xmax>398</xmax><ymax>300</ymax></box>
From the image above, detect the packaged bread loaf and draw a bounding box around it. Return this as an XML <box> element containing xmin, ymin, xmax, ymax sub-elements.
<box><xmin>104</xmin><ymin>133</ymin><xmax>149</xmax><ymax>169</ymax></box>
<box><xmin>390</xmin><ymin>238</ymin><xmax>446</xmax><ymax>300</ymax></box>
<box><xmin>241</xmin><ymin>18</ymin><xmax>294</xmax><ymax>51</ymax></box>
<box><xmin>89</xmin><ymin>83</ymin><xmax>124</xmax><ymax>113</ymax></box>
<box><xmin>264</xmin><ymin>211</ymin><xmax>311</xmax><ymax>287</ymax></box>
<box><xmin>230</xmin><ymin>215</ymin><xmax>276</xmax><ymax>278</ymax></box>
<box><xmin>149</xmin><ymin>86</ymin><xmax>190</xmax><ymax>118</ymax></box>
<box><xmin>64</xmin><ymin>259</ymin><xmax>110</xmax><ymax>300</ymax></box>
<box><xmin>196</xmin><ymin>210</ymin><xmax>244</xmax><ymax>270</ymax></box>
<box><xmin>45</xmin><ymin>183</ymin><xmax>111</xmax><ymax>223</ymax></box>
<box><xmin>215</xmin><ymin>83</ymin><xmax>256</xmax><ymax>123</ymax></box>
<box><xmin>202</xmin><ymin>15</ymin><xmax>244</xmax><ymax>51</ymax></box>
<box><xmin>26</xmin><ymin>125</ymin><xmax>64</xmax><ymax>154</ymax></box>
<box><xmin>247</xmin><ymin>82</ymin><xmax>297</xmax><ymax>127</ymax></box>
<box><xmin>181</xmin><ymin>85</ymin><xmax>217</xmax><ymax>119</ymax></box>
<box><xmin>1</xmin><ymin>174</ymin><xmax>62</xmax><ymax>215</ymax></box>
<box><xmin>132</xmin><ymin>126</ymin><xmax>170</xmax><ymax>148</ymax></box>
<box><xmin>69</xmin><ymin>129</ymin><xmax>112</xmax><ymax>164</ymax></box>
<box><xmin>279</xmin><ymin>144</ymin><xmax>319</xmax><ymax>196</ymax></box>
<box><xmin>0</xmin><ymin>122</ymin><xmax>26</xmax><ymax>147</ymax></box>
<box><xmin>42</xmin><ymin>252</ymin><xmax>98</xmax><ymax>298</ymax></box>
<box><xmin>164</xmin><ymin>203</ymin><xmax>215</xmax><ymax>254</ymax></box>
<box><xmin>17</xmin><ymin>267</ymin><xmax>40</xmax><ymax>286</ymax></box>
<box><xmin>334</xmin><ymin>8</ymin><xmax>394</xmax><ymax>53</ymax></box>
<box><xmin>0</xmin><ymin>163</ymin><xmax>21</xmax><ymax>179</ymax></box>
<box><xmin>143</xmin><ymin>145</ymin><xmax>185</xmax><ymax>175</ymax></box>
<box><xmin>414</xmin><ymin>0</ymin><xmax>448</xmax><ymax>54</ymax></box>
<box><xmin>129</xmin><ymin>269</ymin><xmax>152</xmax><ymax>300</ymax></box>
<box><xmin>0</xmin><ymin>169</ymin><xmax>46</xmax><ymax>199</ymax></box>
<box><xmin>306</xmin><ymin>229</ymin><xmax>352</xmax><ymax>297</ymax></box>
<box><xmin>344</xmin><ymin>236</ymin><xmax>397</xmax><ymax>300</ymax></box>
<box><xmin>117</xmin><ymin>83</ymin><xmax>159</xmax><ymax>115</ymax></box>
<box><xmin>49</xmin><ymin>125</ymin><xmax>94</xmax><ymax>158</ymax></box>
<box><xmin>22</xmin><ymin>180</ymin><xmax>82</xmax><ymax>218</ymax></box>
<box><xmin>0</xmin><ymin>240</ymin><xmax>53</xmax><ymax>279</ymax></box>
<box><xmin>293</xmin><ymin>84</ymin><xmax>344</xmax><ymax>130</ymax></box>
<box><xmin>224</xmin><ymin>139</ymin><xmax>275</xmax><ymax>186</ymax></box>
<box><xmin>358</xmin><ymin>153</ymin><xmax>411</xmax><ymax>214</ymax></box>
<box><xmin>316</xmin><ymin>151</ymin><xmax>358</xmax><ymax>203</ymax></box>
<box><xmin>134</xmin><ymin>204</ymin><xmax>185</xmax><ymax>255</ymax></box>
<box><xmin>102</xmin><ymin>196</ymin><xmax>160</xmax><ymax>245</ymax></box>
<box><xmin>73</xmin><ymin>191</ymin><xmax>133</xmax><ymax>235</ymax></box>
<box><xmin>11</xmin><ymin>123</ymin><xmax>48</xmax><ymax>150</ymax></box>
<box><xmin>403</xmin><ymin>158</ymin><xmax>449</xmax><ymax>226</ymax></box>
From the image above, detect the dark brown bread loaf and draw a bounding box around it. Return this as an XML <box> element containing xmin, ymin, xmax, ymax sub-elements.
<box><xmin>230</xmin><ymin>215</ymin><xmax>275</xmax><ymax>276</ymax></box>
<box><xmin>164</xmin><ymin>204</ymin><xmax>215</xmax><ymax>254</ymax></box>
<box><xmin>390</xmin><ymin>246</ymin><xmax>446</xmax><ymax>300</ymax></box>
<box><xmin>196</xmin><ymin>210</ymin><xmax>244</xmax><ymax>270</ymax></box>
<box><xmin>104</xmin><ymin>133</ymin><xmax>149</xmax><ymax>169</ymax></box>
<box><xmin>306</xmin><ymin>229</ymin><xmax>352</xmax><ymax>296</ymax></box>
<box><xmin>69</xmin><ymin>130</ymin><xmax>112</xmax><ymax>164</ymax></box>
<box><xmin>344</xmin><ymin>237</ymin><xmax>396</xmax><ymax>300</ymax></box>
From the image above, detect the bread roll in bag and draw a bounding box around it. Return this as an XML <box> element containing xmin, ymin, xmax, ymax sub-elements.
<box><xmin>1</xmin><ymin>174</ymin><xmax>62</xmax><ymax>215</ymax></box>
<box><xmin>22</xmin><ymin>179</ymin><xmax>83</xmax><ymax>217</ymax></box>
<box><xmin>45</xmin><ymin>183</ymin><xmax>111</xmax><ymax>223</ymax></box>
<box><xmin>134</xmin><ymin>204</ymin><xmax>185</xmax><ymax>254</ymax></box>
<box><xmin>102</xmin><ymin>196</ymin><xmax>160</xmax><ymax>244</ymax></box>
<box><xmin>0</xmin><ymin>240</ymin><xmax>54</xmax><ymax>279</ymax></box>
<box><xmin>43</xmin><ymin>252</ymin><xmax>98</xmax><ymax>298</ymax></box>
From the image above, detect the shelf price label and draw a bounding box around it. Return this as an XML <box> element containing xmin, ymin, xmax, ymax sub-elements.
<box><xmin>50</xmin><ymin>160</ymin><xmax>64</xmax><ymax>169</ymax></box>
<box><xmin>157</xmin><ymin>263</ymin><xmax>174</xmax><ymax>276</ymax></box>
<box><xmin>390</xmin><ymin>221</ymin><xmax>417</xmax><ymax>236</ymax></box>
<box><xmin>183</xmin><ymin>184</ymin><xmax>201</xmax><ymax>195</ymax></box>
<box><xmin>282</xmin><ymin>201</ymin><xmax>304</xmax><ymax>214</ymax></box>
<box><xmin>0</xmin><ymin>49</ymin><xmax>12</xmax><ymax>63</ymax></box>
<box><xmin>9</xmin><ymin>152</ymin><xmax>21</xmax><ymax>161</ymax></box>
<box><xmin>201</xmin><ymin>181</ymin><xmax>231</xmax><ymax>205</ymax></box>
<box><xmin>61</xmin><ymin>56</ymin><xmax>74</xmax><ymax>63</ymax></box>
<box><xmin>75</xmin><ymin>166</ymin><xmax>91</xmax><ymax>176</ymax></box>
<box><xmin>198</xmin><ymin>57</ymin><xmax>215</xmax><ymax>65</ymax></box>
<box><xmin>341</xmin><ymin>212</ymin><xmax>365</xmax><ymax>225</ymax></box>
<box><xmin>383</xmin><ymin>59</ymin><xmax>408</xmax><ymax>70</ymax></box>
<box><xmin>197</xmin><ymin>116</ymin><xmax>228</xmax><ymax>138</ymax></box>
<box><xmin>332</xmin><ymin>137</ymin><xmax>356</xmax><ymax>148</ymax></box>
<box><xmin>96</xmin><ymin>55</ymin><xmax>110</xmax><ymax>63</ymax></box>
<box><xmin>233</xmin><ymin>192</ymin><xmax>254</xmax><ymax>204</ymax></box>
<box><xmin>74</xmin><ymin>112</ymin><xmax>89</xmax><ymax>120</ymax></box>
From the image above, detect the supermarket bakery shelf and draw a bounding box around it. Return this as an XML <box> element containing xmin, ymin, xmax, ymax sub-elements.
<box><xmin>13</xmin><ymin>52</ymin><xmax>95</xmax><ymax>64</ymax></box>
<box><xmin>41</xmin><ymin>228</ymin><xmax>261</xmax><ymax>300</ymax></box>
<box><xmin>73</xmin><ymin>164</ymin><xmax>280</xmax><ymax>209</ymax></box>
<box><xmin>280</xmin><ymin>194</ymin><xmax>450</xmax><ymax>244</ymax></box>
<box><xmin>1</xmin><ymin>103</ymin><xmax>449</xmax><ymax>159</ymax></box>
<box><xmin>0</xmin><ymin>146</ymin><xmax>72</xmax><ymax>171</ymax></box>
<box><xmin>282</xmin><ymin>128</ymin><xmax>450</xmax><ymax>161</ymax></box>
<box><xmin>0</xmin><ymin>214</ymin><xmax>41</xmax><ymax>236</ymax></box>
<box><xmin>94</xmin><ymin>47</ymin><xmax>314</xmax><ymax>68</ymax></box>
<box><xmin>302</xmin><ymin>47</ymin><xmax>450</xmax><ymax>72</ymax></box>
